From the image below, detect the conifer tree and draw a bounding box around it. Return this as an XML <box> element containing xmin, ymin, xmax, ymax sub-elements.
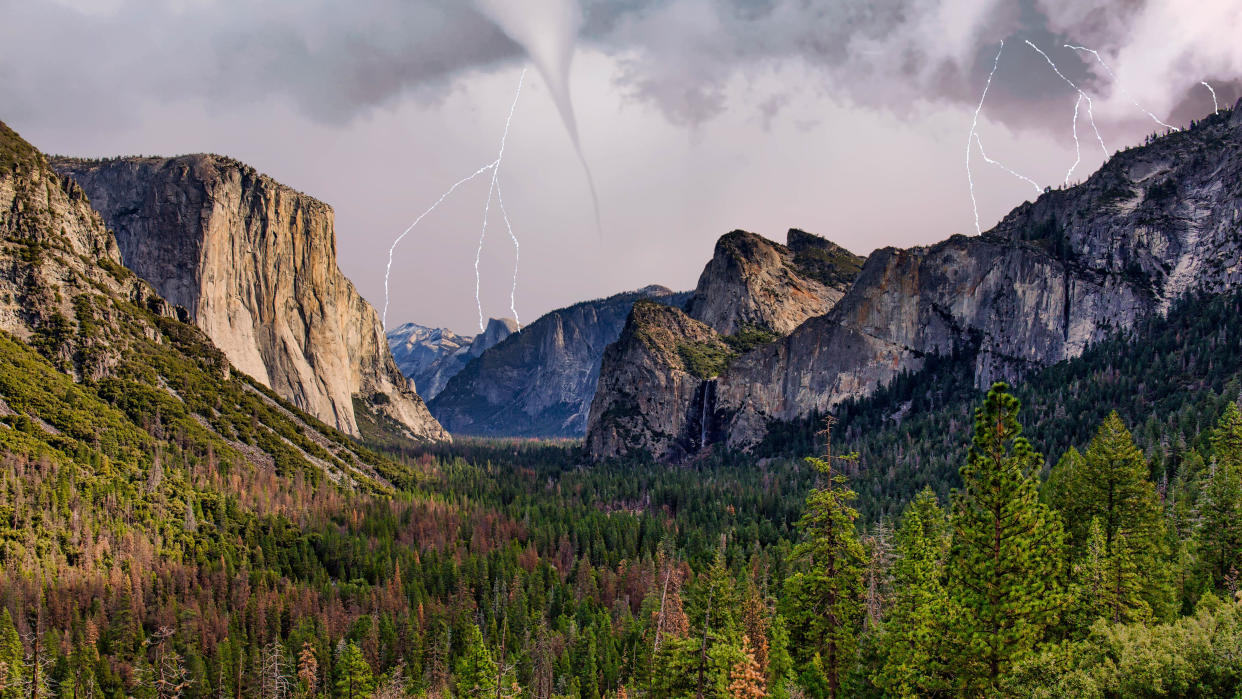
<box><xmin>0</xmin><ymin>609</ymin><xmax>22</xmax><ymax>699</ymax></box>
<box><xmin>1199</xmin><ymin>403</ymin><xmax>1242</xmax><ymax>589</ymax></box>
<box><xmin>946</xmin><ymin>383</ymin><xmax>1065</xmax><ymax>694</ymax></box>
<box><xmin>333</xmin><ymin>642</ymin><xmax>373</xmax><ymax>699</ymax></box>
<box><xmin>783</xmin><ymin>417</ymin><xmax>864</xmax><ymax>699</ymax></box>
<box><xmin>453</xmin><ymin>625</ymin><xmax>497</xmax><ymax>698</ymax></box>
<box><xmin>1052</xmin><ymin>413</ymin><xmax>1171</xmax><ymax>620</ymax></box>
<box><xmin>727</xmin><ymin>637</ymin><xmax>767</xmax><ymax>699</ymax></box>
<box><xmin>874</xmin><ymin>488</ymin><xmax>952</xmax><ymax>696</ymax></box>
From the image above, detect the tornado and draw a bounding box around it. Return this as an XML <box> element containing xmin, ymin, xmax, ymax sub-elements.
<box><xmin>474</xmin><ymin>0</ymin><xmax>603</xmax><ymax>236</ymax></box>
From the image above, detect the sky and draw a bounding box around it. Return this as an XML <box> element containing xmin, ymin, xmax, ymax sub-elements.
<box><xmin>2</xmin><ymin>0</ymin><xmax>1240</xmax><ymax>335</ymax></box>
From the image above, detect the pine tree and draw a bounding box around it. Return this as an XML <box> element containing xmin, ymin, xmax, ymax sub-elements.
<box><xmin>1051</xmin><ymin>413</ymin><xmax>1171</xmax><ymax>621</ymax></box>
<box><xmin>946</xmin><ymin>383</ymin><xmax>1065</xmax><ymax>694</ymax></box>
<box><xmin>727</xmin><ymin>637</ymin><xmax>766</xmax><ymax>699</ymax></box>
<box><xmin>296</xmin><ymin>643</ymin><xmax>318</xmax><ymax>697</ymax></box>
<box><xmin>874</xmin><ymin>488</ymin><xmax>952</xmax><ymax>696</ymax></box>
<box><xmin>0</xmin><ymin>609</ymin><xmax>22</xmax><ymax>699</ymax></box>
<box><xmin>453</xmin><ymin>625</ymin><xmax>497</xmax><ymax>698</ymax></box>
<box><xmin>333</xmin><ymin>642</ymin><xmax>374</xmax><ymax>699</ymax></box>
<box><xmin>1198</xmin><ymin>403</ymin><xmax>1242</xmax><ymax>590</ymax></box>
<box><xmin>782</xmin><ymin>417</ymin><xmax>865</xmax><ymax>699</ymax></box>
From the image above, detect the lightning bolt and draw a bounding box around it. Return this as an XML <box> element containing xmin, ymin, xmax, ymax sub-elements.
<box><xmin>383</xmin><ymin>161</ymin><xmax>497</xmax><ymax>329</ymax></box>
<box><xmin>1203</xmin><ymin>81</ymin><xmax>1219</xmax><ymax>114</ymax></box>
<box><xmin>496</xmin><ymin>182</ymin><xmax>521</xmax><ymax>328</ymax></box>
<box><xmin>1066</xmin><ymin>44</ymin><xmax>1179</xmax><ymax>132</ymax></box>
<box><xmin>966</xmin><ymin>41</ymin><xmax>1006</xmax><ymax>235</ymax></box>
<box><xmin>972</xmin><ymin>132</ymin><xmax>1043</xmax><ymax>196</ymax></box>
<box><xmin>381</xmin><ymin>68</ymin><xmax>528</xmax><ymax>333</ymax></box>
<box><xmin>1066</xmin><ymin>93</ymin><xmax>1083</xmax><ymax>186</ymax></box>
<box><xmin>475</xmin><ymin>68</ymin><xmax>527</xmax><ymax>332</ymax></box>
<box><xmin>1026</xmin><ymin>40</ymin><xmax>1109</xmax><ymax>159</ymax></box>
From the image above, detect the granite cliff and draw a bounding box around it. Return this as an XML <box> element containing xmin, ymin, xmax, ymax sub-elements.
<box><xmin>586</xmin><ymin>229</ymin><xmax>863</xmax><ymax>460</ymax></box>
<box><xmin>430</xmin><ymin>286</ymin><xmax>688</xmax><ymax>437</ymax></box>
<box><xmin>51</xmin><ymin>155</ymin><xmax>447</xmax><ymax>441</ymax></box>
<box><xmin>588</xmin><ymin>101</ymin><xmax>1242</xmax><ymax>461</ymax></box>
<box><xmin>1</xmin><ymin>120</ymin><xmax>417</xmax><ymax>491</ymax></box>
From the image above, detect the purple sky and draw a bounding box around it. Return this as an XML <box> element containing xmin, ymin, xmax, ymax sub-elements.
<box><xmin>3</xmin><ymin>0</ymin><xmax>1239</xmax><ymax>334</ymax></box>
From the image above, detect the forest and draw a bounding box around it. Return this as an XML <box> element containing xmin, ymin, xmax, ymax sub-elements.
<box><xmin>2</xmin><ymin>285</ymin><xmax>1242</xmax><ymax>697</ymax></box>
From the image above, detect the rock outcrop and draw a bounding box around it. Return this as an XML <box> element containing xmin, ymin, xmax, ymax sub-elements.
<box><xmin>387</xmin><ymin>317</ymin><xmax>516</xmax><ymax>400</ymax></box>
<box><xmin>585</xmin><ymin>301</ymin><xmax>730</xmax><ymax>461</ymax></box>
<box><xmin>429</xmin><ymin>286</ymin><xmax>688</xmax><ymax>437</ymax></box>
<box><xmin>685</xmin><ymin>229</ymin><xmax>861</xmax><ymax>335</ymax></box>
<box><xmin>51</xmin><ymin>154</ymin><xmax>448</xmax><ymax>441</ymax></box>
<box><xmin>588</xmin><ymin>101</ymin><xmax>1242</xmax><ymax>460</ymax></box>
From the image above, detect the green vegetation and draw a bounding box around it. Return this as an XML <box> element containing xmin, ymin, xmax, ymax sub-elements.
<box><xmin>678</xmin><ymin>340</ymin><xmax>735</xmax><ymax>379</ymax></box>
<box><xmin>787</xmin><ymin>229</ymin><xmax>865</xmax><ymax>288</ymax></box>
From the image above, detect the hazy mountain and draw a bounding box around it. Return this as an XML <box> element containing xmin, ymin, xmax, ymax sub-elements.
<box><xmin>429</xmin><ymin>285</ymin><xmax>689</xmax><ymax>437</ymax></box>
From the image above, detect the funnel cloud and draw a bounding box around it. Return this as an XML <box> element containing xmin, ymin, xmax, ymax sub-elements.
<box><xmin>473</xmin><ymin>0</ymin><xmax>603</xmax><ymax>235</ymax></box>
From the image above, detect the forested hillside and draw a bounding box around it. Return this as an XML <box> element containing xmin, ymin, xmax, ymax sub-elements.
<box><xmin>4</xmin><ymin>117</ymin><xmax>1242</xmax><ymax>697</ymax></box>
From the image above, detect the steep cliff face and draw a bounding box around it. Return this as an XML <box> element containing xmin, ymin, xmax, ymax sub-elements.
<box><xmin>0</xmin><ymin>121</ymin><xmax>419</xmax><ymax>492</ymax></box>
<box><xmin>387</xmin><ymin>317</ymin><xmax>516</xmax><ymax>400</ymax></box>
<box><xmin>51</xmin><ymin>155</ymin><xmax>447</xmax><ymax>441</ymax></box>
<box><xmin>685</xmin><ymin>229</ymin><xmax>862</xmax><ymax>335</ymax></box>
<box><xmin>585</xmin><ymin>300</ymin><xmax>729</xmax><ymax>461</ymax></box>
<box><xmin>588</xmin><ymin>100</ymin><xmax>1242</xmax><ymax>460</ymax></box>
<box><xmin>429</xmin><ymin>286</ymin><xmax>688</xmax><ymax>437</ymax></box>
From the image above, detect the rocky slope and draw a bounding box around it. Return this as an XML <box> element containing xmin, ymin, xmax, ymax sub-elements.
<box><xmin>588</xmin><ymin>100</ymin><xmax>1242</xmax><ymax>461</ymax></box>
<box><xmin>51</xmin><ymin>154</ymin><xmax>447</xmax><ymax>441</ymax></box>
<box><xmin>429</xmin><ymin>286</ymin><xmax>688</xmax><ymax>437</ymax></box>
<box><xmin>0</xmin><ymin>120</ymin><xmax>416</xmax><ymax>492</ymax></box>
<box><xmin>387</xmin><ymin>317</ymin><xmax>516</xmax><ymax>400</ymax></box>
<box><xmin>685</xmin><ymin>229</ymin><xmax>862</xmax><ymax>335</ymax></box>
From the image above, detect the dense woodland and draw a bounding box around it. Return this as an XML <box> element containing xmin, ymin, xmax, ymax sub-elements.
<box><xmin>3</xmin><ymin>265</ymin><xmax>1242</xmax><ymax>698</ymax></box>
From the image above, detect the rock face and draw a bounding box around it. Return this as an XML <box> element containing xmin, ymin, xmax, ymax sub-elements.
<box><xmin>430</xmin><ymin>285</ymin><xmax>689</xmax><ymax>437</ymax></box>
<box><xmin>0</xmin><ymin>122</ymin><xmax>150</xmax><ymax>363</ymax></box>
<box><xmin>686</xmin><ymin>229</ymin><xmax>861</xmax><ymax>335</ymax></box>
<box><xmin>587</xmin><ymin>101</ymin><xmax>1242</xmax><ymax>460</ymax></box>
<box><xmin>586</xmin><ymin>229</ymin><xmax>863</xmax><ymax>460</ymax></box>
<box><xmin>585</xmin><ymin>301</ymin><xmax>730</xmax><ymax>461</ymax></box>
<box><xmin>50</xmin><ymin>154</ymin><xmax>448</xmax><ymax>441</ymax></box>
<box><xmin>386</xmin><ymin>317</ymin><xmax>516</xmax><ymax>400</ymax></box>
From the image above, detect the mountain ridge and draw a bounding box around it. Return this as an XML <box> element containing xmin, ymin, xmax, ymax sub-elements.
<box><xmin>587</xmin><ymin>100</ymin><xmax>1242</xmax><ymax>461</ymax></box>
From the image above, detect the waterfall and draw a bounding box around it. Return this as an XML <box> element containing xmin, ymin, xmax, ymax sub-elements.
<box><xmin>699</xmin><ymin>380</ymin><xmax>715</xmax><ymax>451</ymax></box>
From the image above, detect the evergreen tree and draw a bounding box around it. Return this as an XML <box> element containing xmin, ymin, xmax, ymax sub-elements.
<box><xmin>454</xmin><ymin>625</ymin><xmax>497</xmax><ymax>698</ymax></box>
<box><xmin>874</xmin><ymin>488</ymin><xmax>952</xmax><ymax>696</ymax></box>
<box><xmin>946</xmin><ymin>383</ymin><xmax>1065</xmax><ymax>694</ymax></box>
<box><xmin>333</xmin><ymin>642</ymin><xmax>373</xmax><ymax>699</ymax></box>
<box><xmin>1051</xmin><ymin>413</ymin><xmax>1171</xmax><ymax>620</ymax></box>
<box><xmin>1198</xmin><ymin>403</ymin><xmax>1242</xmax><ymax>590</ymax></box>
<box><xmin>0</xmin><ymin>609</ymin><xmax>22</xmax><ymax>699</ymax></box>
<box><xmin>783</xmin><ymin>437</ymin><xmax>865</xmax><ymax>699</ymax></box>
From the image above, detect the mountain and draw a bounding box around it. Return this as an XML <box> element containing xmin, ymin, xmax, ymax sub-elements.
<box><xmin>586</xmin><ymin>229</ymin><xmax>864</xmax><ymax>461</ymax></box>
<box><xmin>0</xmin><ymin>119</ymin><xmax>419</xmax><ymax>495</ymax></box>
<box><xmin>49</xmin><ymin>154</ymin><xmax>447</xmax><ymax>442</ymax></box>
<box><xmin>429</xmin><ymin>285</ymin><xmax>689</xmax><ymax>437</ymax></box>
<box><xmin>685</xmin><ymin>228</ymin><xmax>862</xmax><ymax>335</ymax></box>
<box><xmin>386</xmin><ymin>317</ymin><xmax>517</xmax><ymax>400</ymax></box>
<box><xmin>587</xmin><ymin>100</ymin><xmax>1242</xmax><ymax>461</ymax></box>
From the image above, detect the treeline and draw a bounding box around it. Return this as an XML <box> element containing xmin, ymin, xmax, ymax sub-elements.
<box><xmin>3</xmin><ymin>381</ymin><xmax>1242</xmax><ymax>696</ymax></box>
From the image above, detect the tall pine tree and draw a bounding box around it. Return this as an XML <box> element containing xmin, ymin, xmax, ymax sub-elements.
<box><xmin>1050</xmin><ymin>413</ymin><xmax>1171</xmax><ymax>622</ymax></box>
<box><xmin>874</xmin><ymin>487</ymin><xmax>953</xmax><ymax>696</ymax></box>
<box><xmin>1198</xmin><ymin>403</ymin><xmax>1242</xmax><ymax>590</ymax></box>
<box><xmin>783</xmin><ymin>417</ymin><xmax>864</xmax><ymax>699</ymax></box>
<box><xmin>946</xmin><ymin>383</ymin><xmax>1065</xmax><ymax>694</ymax></box>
